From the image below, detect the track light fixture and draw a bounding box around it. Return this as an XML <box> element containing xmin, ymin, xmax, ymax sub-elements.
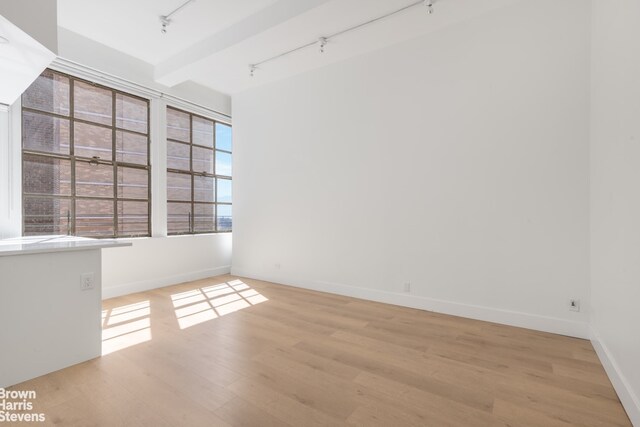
<box><xmin>159</xmin><ymin>0</ymin><xmax>196</xmax><ymax>34</ymax></box>
<box><xmin>318</xmin><ymin>37</ymin><xmax>328</xmax><ymax>53</ymax></box>
<box><xmin>247</xmin><ymin>0</ymin><xmax>436</xmax><ymax>77</ymax></box>
<box><xmin>425</xmin><ymin>0</ymin><xmax>434</xmax><ymax>14</ymax></box>
<box><xmin>160</xmin><ymin>16</ymin><xmax>171</xmax><ymax>34</ymax></box>
<box><xmin>0</xmin><ymin>35</ymin><xmax>8</xmax><ymax>44</ymax></box>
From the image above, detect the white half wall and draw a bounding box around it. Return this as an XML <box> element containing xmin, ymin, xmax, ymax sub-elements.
<box><xmin>232</xmin><ymin>0</ymin><xmax>591</xmax><ymax>338</ymax></box>
<box><xmin>102</xmin><ymin>234</ymin><xmax>232</xmax><ymax>299</ymax></box>
<box><xmin>0</xmin><ymin>249</ymin><xmax>102</xmax><ymax>388</ymax></box>
<box><xmin>590</xmin><ymin>0</ymin><xmax>640</xmax><ymax>424</ymax></box>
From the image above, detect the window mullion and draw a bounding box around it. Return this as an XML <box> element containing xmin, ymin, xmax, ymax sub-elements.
<box><xmin>190</xmin><ymin>114</ymin><xmax>195</xmax><ymax>234</ymax></box>
<box><xmin>112</xmin><ymin>90</ymin><xmax>118</xmax><ymax>238</ymax></box>
<box><xmin>70</xmin><ymin>78</ymin><xmax>76</xmax><ymax>236</ymax></box>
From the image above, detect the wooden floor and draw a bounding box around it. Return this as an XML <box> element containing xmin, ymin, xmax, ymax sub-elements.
<box><xmin>9</xmin><ymin>275</ymin><xmax>631</xmax><ymax>426</ymax></box>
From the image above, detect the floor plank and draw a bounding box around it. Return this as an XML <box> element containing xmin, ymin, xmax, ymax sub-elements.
<box><xmin>7</xmin><ymin>275</ymin><xmax>632</xmax><ymax>426</ymax></box>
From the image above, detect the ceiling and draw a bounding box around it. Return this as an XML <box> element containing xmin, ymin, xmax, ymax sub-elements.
<box><xmin>58</xmin><ymin>0</ymin><xmax>523</xmax><ymax>95</ymax></box>
<box><xmin>57</xmin><ymin>0</ymin><xmax>281</xmax><ymax>65</ymax></box>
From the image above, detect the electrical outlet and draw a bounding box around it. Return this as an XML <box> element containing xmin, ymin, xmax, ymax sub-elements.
<box><xmin>274</xmin><ymin>263</ymin><xmax>281</xmax><ymax>270</ymax></box>
<box><xmin>569</xmin><ymin>299</ymin><xmax>580</xmax><ymax>312</ymax></box>
<box><xmin>81</xmin><ymin>273</ymin><xmax>95</xmax><ymax>291</ymax></box>
<box><xmin>403</xmin><ymin>282</ymin><xmax>411</xmax><ymax>293</ymax></box>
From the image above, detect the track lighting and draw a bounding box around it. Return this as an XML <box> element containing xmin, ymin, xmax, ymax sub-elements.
<box><xmin>160</xmin><ymin>16</ymin><xmax>171</xmax><ymax>34</ymax></box>
<box><xmin>159</xmin><ymin>0</ymin><xmax>196</xmax><ymax>35</ymax></box>
<box><xmin>318</xmin><ymin>37</ymin><xmax>328</xmax><ymax>53</ymax></box>
<box><xmin>247</xmin><ymin>0</ymin><xmax>437</xmax><ymax>77</ymax></box>
<box><xmin>0</xmin><ymin>35</ymin><xmax>8</xmax><ymax>44</ymax></box>
<box><xmin>425</xmin><ymin>0</ymin><xmax>434</xmax><ymax>14</ymax></box>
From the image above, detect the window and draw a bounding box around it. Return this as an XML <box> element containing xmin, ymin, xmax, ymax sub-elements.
<box><xmin>166</xmin><ymin>107</ymin><xmax>232</xmax><ymax>234</ymax></box>
<box><xmin>22</xmin><ymin>69</ymin><xmax>151</xmax><ymax>238</ymax></box>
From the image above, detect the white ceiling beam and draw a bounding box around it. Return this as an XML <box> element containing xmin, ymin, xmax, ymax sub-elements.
<box><xmin>153</xmin><ymin>0</ymin><xmax>332</xmax><ymax>87</ymax></box>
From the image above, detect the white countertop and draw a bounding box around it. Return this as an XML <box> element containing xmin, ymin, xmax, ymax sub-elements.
<box><xmin>0</xmin><ymin>235</ymin><xmax>132</xmax><ymax>257</ymax></box>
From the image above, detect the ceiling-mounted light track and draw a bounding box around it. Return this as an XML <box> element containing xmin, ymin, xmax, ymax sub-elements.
<box><xmin>159</xmin><ymin>0</ymin><xmax>196</xmax><ymax>34</ymax></box>
<box><xmin>0</xmin><ymin>35</ymin><xmax>9</xmax><ymax>44</ymax></box>
<box><xmin>248</xmin><ymin>0</ymin><xmax>436</xmax><ymax>77</ymax></box>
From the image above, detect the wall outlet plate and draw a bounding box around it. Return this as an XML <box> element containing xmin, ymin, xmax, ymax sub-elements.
<box><xmin>81</xmin><ymin>273</ymin><xmax>95</xmax><ymax>291</ymax></box>
<box><xmin>569</xmin><ymin>299</ymin><xmax>580</xmax><ymax>312</ymax></box>
<box><xmin>403</xmin><ymin>282</ymin><xmax>411</xmax><ymax>293</ymax></box>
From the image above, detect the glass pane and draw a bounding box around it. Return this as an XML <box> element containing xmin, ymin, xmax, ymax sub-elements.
<box><xmin>117</xmin><ymin>167</ymin><xmax>148</xmax><ymax>200</ymax></box>
<box><xmin>23</xmin><ymin>197</ymin><xmax>71</xmax><ymax>236</ymax></box>
<box><xmin>193</xmin><ymin>146</ymin><xmax>213</xmax><ymax>174</ymax></box>
<box><xmin>116</xmin><ymin>131</ymin><xmax>148</xmax><ymax>165</ymax></box>
<box><xmin>217</xmin><ymin>204</ymin><xmax>232</xmax><ymax>232</ymax></box>
<box><xmin>23</xmin><ymin>154</ymin><xmax>72</xmax><ymax>196</ymax></box>
<box><xmin>167</xmin><ymin>172</ymin><xmax>191</xmax><ymax>201</ymax></box>
<box><xmin>74</xmin><ymin>81</ymin><xmax>112</xmax><ymax>126</ymax></box>
<box><xmin>116</xmin><ymin>94</ymin><xmax>148</xmax><ymax>134</ymax></box>
<box><xmin>22</xmin><ymin>70</ymin><xmax>70</xmax><ymax>116</ymax></box>
<box><xmin>74</xmin><ymin>122</ymin><xmax>113</xmax><ymax>159</ymax></box>
<box><xmin>168</xmin><ymin>202</ymin><xmax>191</xmax><ymax>234</ymax></box>
<box><xmin>194</xmin><ymin>175</ymin><xmax>214</xmax><ymax>202</ymax></box>
<box><xmin>76</xmin><ymin>161</ymin><xmax>114</xmax><ymax>198</ymax></box>
<box><xmin>117</xmin><ymin>201</ymin><xmax>149</xmax><ymax>237</ymax></box>
<box><xmin>76</xmin><ymin>199</ymin><xmax>114</xmax><ymax>237</ymax></box>
<box><xmin>193</xmin><ymin>116</ymin><xmax>214</xmax><ymax>147</ymax></box>
<box><xmin>167</xmin><ymin>108</ymin><xmax>190</xmax><ymax>142</ymax></box>
<box><xmin>215</xmin><ymin>151</ymin><xmax>232</xmax><ymax>176</ymax></box>
<box><xmin>22</xmin><ymin>111</ymin><xmax>70</xmax><ymax>155</ymax></box>
<box><xmin>217</xmin><ymin>178</ymin><xmax>232</xmax><ymax>203</ymax></box>
<box><xmin>194</xmin><ymin>203</ymin><xmax>214</xmax><ymax>232</ymax></box>
<box><xmin>167</xmin><ymin>141</ymin><xmax>190</xmax><ymax>171</ymax></box>
<box><xmin>215</xmin><ymin>123</ymin><xmax>232</xmax><ymax>152</ymax></box>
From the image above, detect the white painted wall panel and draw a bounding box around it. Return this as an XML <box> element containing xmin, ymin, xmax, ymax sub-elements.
<box><xmin>232</xmin><ymin>0</ymin><xmax>591</xmax><ymax>337</ymax></box>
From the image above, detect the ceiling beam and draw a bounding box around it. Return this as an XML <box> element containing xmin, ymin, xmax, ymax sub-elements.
<box><xmin>153</xmin><ymin>0</ymin><xmax>332</xmax><ymax>87</ymax></box>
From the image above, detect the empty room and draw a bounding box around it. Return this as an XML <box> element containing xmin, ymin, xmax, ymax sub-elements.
<box><xmin>0</xmin><ymin>0</ymin><xmax>638</xmax><ymax>425</ymax></box>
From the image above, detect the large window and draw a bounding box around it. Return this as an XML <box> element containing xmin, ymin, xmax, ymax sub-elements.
<box><xmin>166</xmin><ymin>107</ymin><xmax>232</xmax><ymax>234</ymax></box>
<box><xmin>22</xmin><ymin>69</ymin><xmax>151</xmax><ymax>238</ymax></box>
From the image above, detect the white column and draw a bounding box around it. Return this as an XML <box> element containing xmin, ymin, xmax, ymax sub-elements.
<box><xmin>0</xmin><ymin>100</ymin><xmax>21</xmax><ymax>239</ymax></box>
<box><xmin>150</xmin><ymin>98</ymin><xmax>167</xmax><ymax>237</ymax></box>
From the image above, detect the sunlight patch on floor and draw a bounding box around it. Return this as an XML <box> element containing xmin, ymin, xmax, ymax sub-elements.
<box><xmin>101</xmin><ymin>300</ymin><xmax>152</xmax><ymax>355</ymax></box>
<box><xmin>171</xmin><ymin>281</ymin><xmax>268</xmax><ymax>329</ymax></box>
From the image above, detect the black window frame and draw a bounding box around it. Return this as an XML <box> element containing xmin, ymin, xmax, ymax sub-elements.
<box><xmin>166</xmin><ymin>106</ymin><xmax>232</xmax><ymax>235</ymax></box>
<box><xmin>21</xmin><ymin>68</ymin><xmax>152</xmax><ymax>238</ymax></box>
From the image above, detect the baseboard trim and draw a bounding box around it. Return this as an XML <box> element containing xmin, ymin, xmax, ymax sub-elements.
<box><xmin>590</xmin><ymin>328</ymin><xmax>640</xmax><ymax>426</ymax></box>
<box><xmin>102</xmin><ymin>266</ymin><xmax>231</xmax><ymax>299</ymax></box>
<box><xmin>231</xmin><ymin>269</ymin><xmax>589</xmax><ymax>339</ymax></box>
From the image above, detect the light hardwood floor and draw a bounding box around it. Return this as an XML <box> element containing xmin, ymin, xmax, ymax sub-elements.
<box><xmin>9</xmin><ymin>275</ymin><xmax>632</xmax><ymax>426</ymax></box>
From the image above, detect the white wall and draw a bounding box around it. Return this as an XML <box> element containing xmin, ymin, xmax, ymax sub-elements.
<box><xmin>0</xmin><ymin>104</ymin><xmax>21</xmax><ymax>239</ymax></box>
<box><xmin>232</xmin><ymin>0</ymin><xmax>591</xmax><ymax>337</ymax></box>
<box><xmin>590</xmin><ymin>0</ymin><xmax>640</xmax><ymax>424</ymax></box>
<box><xmin>0</xmin><ymin>108</ymin><xmax>10</xmax><ymax>237</ymax></box>
<box><xmin>102</xmin><ymin>234</ymin><xmax>231</xmax><ymax>299</ymax></box>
